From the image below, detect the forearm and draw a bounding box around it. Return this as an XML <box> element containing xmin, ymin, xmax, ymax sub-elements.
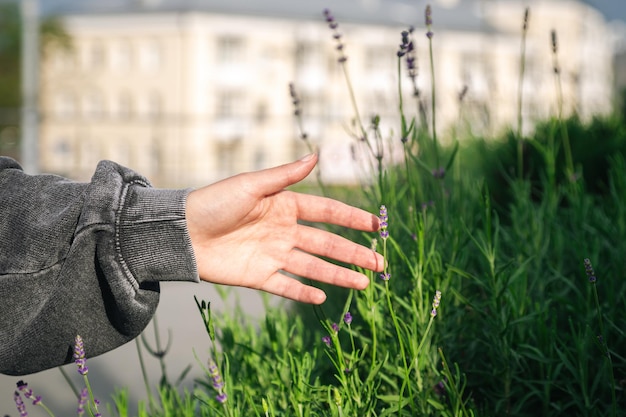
<box><xmin>0</xmin><ymin>158</ymin><xmax>198</xmax><ymax>375</ymax></box>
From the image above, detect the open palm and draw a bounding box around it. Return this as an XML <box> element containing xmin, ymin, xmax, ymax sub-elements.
<box><xmin>185</xmin><ymin>154</ymin><xmax>384</xmax><ymax>304</ymax></box>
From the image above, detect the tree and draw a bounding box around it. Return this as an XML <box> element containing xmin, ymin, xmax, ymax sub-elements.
<box><xmin>0</xmin><ymin>1</ymin><xmax>71</xmax><ymax>157</ymax></box>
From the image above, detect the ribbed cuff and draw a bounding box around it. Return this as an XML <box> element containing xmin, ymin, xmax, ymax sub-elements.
<box><xmin>116</xmin><ymin>184</ymin><xmax>199</xmax><ymax>284</ymax></box>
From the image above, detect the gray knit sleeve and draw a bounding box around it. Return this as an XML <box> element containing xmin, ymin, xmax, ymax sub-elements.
<box><xmin>0</xmin><ymin>157</ymin><xmax>199</xmax><ymax>376</ymax></box>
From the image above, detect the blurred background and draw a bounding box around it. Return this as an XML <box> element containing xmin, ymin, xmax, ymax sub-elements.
<box><xmin>1</xmin><ymin>0</ymin><xmax>625</xmax><ymax>414</ymax></box>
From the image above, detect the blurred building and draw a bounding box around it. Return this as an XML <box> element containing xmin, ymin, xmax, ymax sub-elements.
<box><xmin>38</xmin><ymin>0</ymin><xmax>616</xmax><ymax>186</ymax></box>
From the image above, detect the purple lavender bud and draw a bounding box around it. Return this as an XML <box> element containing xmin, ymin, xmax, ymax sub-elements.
<box><xmin>433</xmin><ymin>380</ymin><xmax>446</xmax><ymax>396</ymax></box>
<box><xmin>77</xmin><ymin>387</ymin><xmax>88</xmax><ymax>416</ymax></box>
<box><xmin>432</xmin><ymin>167</ymin><xmax>445</xmax><ymax>179</ymax></box>
<box><xmin>332</xmin><ymin>322</ymin><xmax>340</xmax><ymax>333</ymax></box>
<box><xmin>379</xmin><ymin>205</ymin><xmax>389</xmax><ymax>239</ymax></box>
<box><xmin>584</xmin><ymin>258</ymin><xmax>597</xmax><ymax>283</ymax></box>
<box><xmin>344</xmin><ymin>312</ymin><xmax>353</xmax><ymax>325</ymax></box>
<box><xmin>398</xmin><ymin>30</ymin><xmax>410</xmax><ymax>56</ymax></box>
<box><xmin>323</xmin><ymin>9</ymin><xmax>348</xmax><ymax>63</ymax></box>
<box><xmin>407</xmin><ymin>56</ymin><xmax>415</xmax><ymax>71</ymax></box>
<box><xmin>425</xmin><ymin>5</ymin><xmax>433</xmax><ymax>26</ymax></box>
<box><xmin>17</xmin><ymin>380</ymin><xmax>42</xmax><ymax>406</ymax></box>
<box><xmin>380</xmin><ymin>272</ymin><xmax>391</xmax><ymax>281</ymax></box>
<box><xmin>208</xmin><ymin>359</ymin><xmax>228</xmax><ymax>404</ymax></box>
<box><xmin>322</xmin><ymin>335</ymin><xmax>332</xmax><ymax>347</ymax></box>
<box><xmin>431</xmin><ymin>290</ymin><xmax>442</xmax><ymax>317</ymax></box>
<box><xmin>14</xmin><ymin>391</ymin><xmax>28</xmax><ymax>417</ymax></box>
<box><xmin>208</xmin><ymin>360</ymin><xmax>225</xmax><ymax>390</ymax></box>
<box><xmin>16</xmin><ymin>380</ymin><xmax>31</xmax><ymax>397</ymax></box>
<box><xmin>323</xmin><ymin>8</ymin><xmax>333</xmax><ymax>22</ymax></box>
<box><xmin>73</xmin><ymin>335</ymin><xmax>89</xmax><ymax>375</ymax></box>
<box><xmin>523</xmin><ymin>7</ymin><xmax>529</xmax><ymax>31</ymax></box>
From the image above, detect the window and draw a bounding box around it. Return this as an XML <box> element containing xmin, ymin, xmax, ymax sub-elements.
<box><xmin>87</xmin><ymin>41</ymin><xmax>106</xmax><ymax>70</ymax></box>
<box><xmin>216</xmin><ymin>91</ymin><xmax>243</xmax><ymax>119</ymax></box>
<box><xmin>141</xmin><ymin>40</ymin><xmax>162</xmax><ymax>71</ymax></box>
<box><xmin>53</xmin><ymin>137</ymin><xmax>71</xmax><ymax>158</ymax></box>
<box><xmin>55</xmin><ymin>92</ymin><xmax>77</xmax><ymax>118</ymax></box>
<box><xmin>147</xmin><ymin>91</ymin><xmax>162</xmax><ymax>119</ymax></box>
<box><xmin>364</xmin><ymin>46</ymin><xmax>391</xmax><ymax>72</ymax></box>
<box><xmin>54</xmin><ymin>50</ymin><xmax>76</xmax><ymax>71</ymax></box>
<box><xmin>113</xmin><ymin>40</ymin><xmax>133</xmax><ymax>71</ymax></box>
<box><xmin>216</xmin><ymin>140</ymin><xmax>241</xmax><ymax>178</ymax></box>
<box><xmin>84</xmin><ymin>90</ymin><xmax>104</xmax><ymax>119</ymax></box>
<box><xmin>117</xmin><ymin>92</ymin><xmax>133</xmax><ymax>119</ymax></box>
<box><xmin>217</xmin><ymin>36</ymin><xmax>244</xmax><ymax>64</ymax></box>
<box><xmin>295</xmin><ymin>42</ymin><xmax>321</xmax><ymax>68</ymax></box>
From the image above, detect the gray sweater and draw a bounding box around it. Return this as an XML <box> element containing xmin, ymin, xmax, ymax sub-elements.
<box><xmin>0</xmin><ymin>157</ymin><xmax>199</xmax><ymax>376</ymax></box>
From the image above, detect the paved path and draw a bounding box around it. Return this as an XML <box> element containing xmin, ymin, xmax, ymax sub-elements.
<box><xmin>0</xmin><ymin>282</ymin><xmax>268</xmax><ymax>415</ymax></box>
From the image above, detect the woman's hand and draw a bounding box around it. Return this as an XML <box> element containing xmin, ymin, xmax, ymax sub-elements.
<box><xmin>185</xmin><ymin>153</ymin><xmax>384</xmax><ymax>304</ymax></box>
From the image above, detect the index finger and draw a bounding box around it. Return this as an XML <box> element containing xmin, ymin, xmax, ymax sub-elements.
<box><xmin>292</xmin><ymin>192</ymin><xmax>380</xmax><ymax>232</ymax></box>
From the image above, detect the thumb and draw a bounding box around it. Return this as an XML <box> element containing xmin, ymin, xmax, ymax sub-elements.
<box><xmin>252</xmin><ymin>153</ymin><xmax>318</xmax><ymax>195</ymax></box>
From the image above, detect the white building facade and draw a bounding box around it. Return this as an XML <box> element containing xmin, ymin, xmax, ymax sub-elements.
<box><xmin>39</xmin><ymin>0</ymin><xmax>615</xmax><ymax>187</ymax></box>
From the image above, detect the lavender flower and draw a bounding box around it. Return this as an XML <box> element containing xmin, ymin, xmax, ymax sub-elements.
<box><xmin>551</xmin><ymin>29</ymin><xmax>558</xmax><ymax>54</ymax></box>
<box><xmin>323</xmin><ymin>9</ymin><xmax>348</xmax><ymax>63</ymax></box>
<box><xmin>13</xmin><ymin>391</ymin><xmax>27</xmax><ymax>417</ymax></box>
<box><xmin>73</xmin><ymin>335</ymin><xmax>88</xmax><ymax>375</ymax></box>
<box><xmin>551</xmin><ymin>29</ymin><xmax>560</xmax><ymax>74</ymax></box>
<box><xmin>93</xmin><ymin>400</ymin><xmax>102</xmax><ymax>417</ymax></box>
<box><xmin>584</xmin><ymin>258</ymin><xmax>597</xmax><ymax>283</ymax></box>
<box><xmin>379</xmin><ymin>205</ymin><xmax>389</xmax><ymax>239</ymax></box>
<box><xmin>399</xmin><ymin>27</ymin><xmax>418</xmax><ymax>87</ymax></box>
<box><xmin>522</xmin><ymin>7</ymin><xmax>530</xmax><ymax>32</ymax></box>
<box><xmin>332</xmin><ymin>322</ymin><xmax>340</xmax><ymax>333</ymax></box>
<box><xmin>433</xmin><ymin>380</ymin><xmax>446</xmax><ymax>396</ymax></box>
<box><xmin>431</xmin><ymin>290</ymin><xmax>442</xmax><ymax>317</ymax></box>
<box><xmin>208</xmin><ymin>359</ymin><xmax>227</xmax><ymax>403</ymax></box>
<box><xmin>397</xmin><ymin>30</ymin><xmax>410</xmax><ymax>57</ymax></box>
<box><xmin>289</xmin><ymin>83</ymin><xmax>301</xmax><ymax>116</ymax></box>
<box><xmin>432</xmin><ymin>167</ymin><xmax>445</xmax><ymax>179</ymax></box>
<box><xmin>77</xmin><ymin>387</ymin><xmax>88</xmax><ymax>416</ymax></box>
<box><xmin>344</xmin><ymin>312</ymin><xmax>353</xmax><ymax>325</ymax></box>
<box><xmin>16</xmin><ymin>381</ymin><xmax>41</xmax><ymax>406</ymax></box>
<box><xmin>322</xmin><ymin>335</ymin><xmax>332</xmax><ymax>347</ymax></box>
<box><xmin>380</xmin><ymin>272</ymin><xmax>391</xmax><ymax>281</ymax></box>
<box><xmin>425</xmin><ymin>5</ymin><xmax>434</xmax><ymax>39</ymax></box>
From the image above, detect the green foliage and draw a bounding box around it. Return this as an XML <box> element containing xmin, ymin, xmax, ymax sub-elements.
<box><xmin>0</xmin><ymin>1</ymin><xmax>71</xmax><ymax>157</ymax></box>
<box><xmin>470</xmin><ymin>115</ymin><xmax>626</xmax><ymax>213</ymax></box>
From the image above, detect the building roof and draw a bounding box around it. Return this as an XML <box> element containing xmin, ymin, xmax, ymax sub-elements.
<box><xmin>42</xmin><ymin>0</ymin><xmax>495</xmax><ymax>32</ymax></box>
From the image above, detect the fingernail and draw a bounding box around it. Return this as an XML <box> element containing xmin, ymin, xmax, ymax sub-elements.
<box><xmin>299</xmin><ymin>153</ymin><xmax>316</xmax><ymax>162</ymax></box>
